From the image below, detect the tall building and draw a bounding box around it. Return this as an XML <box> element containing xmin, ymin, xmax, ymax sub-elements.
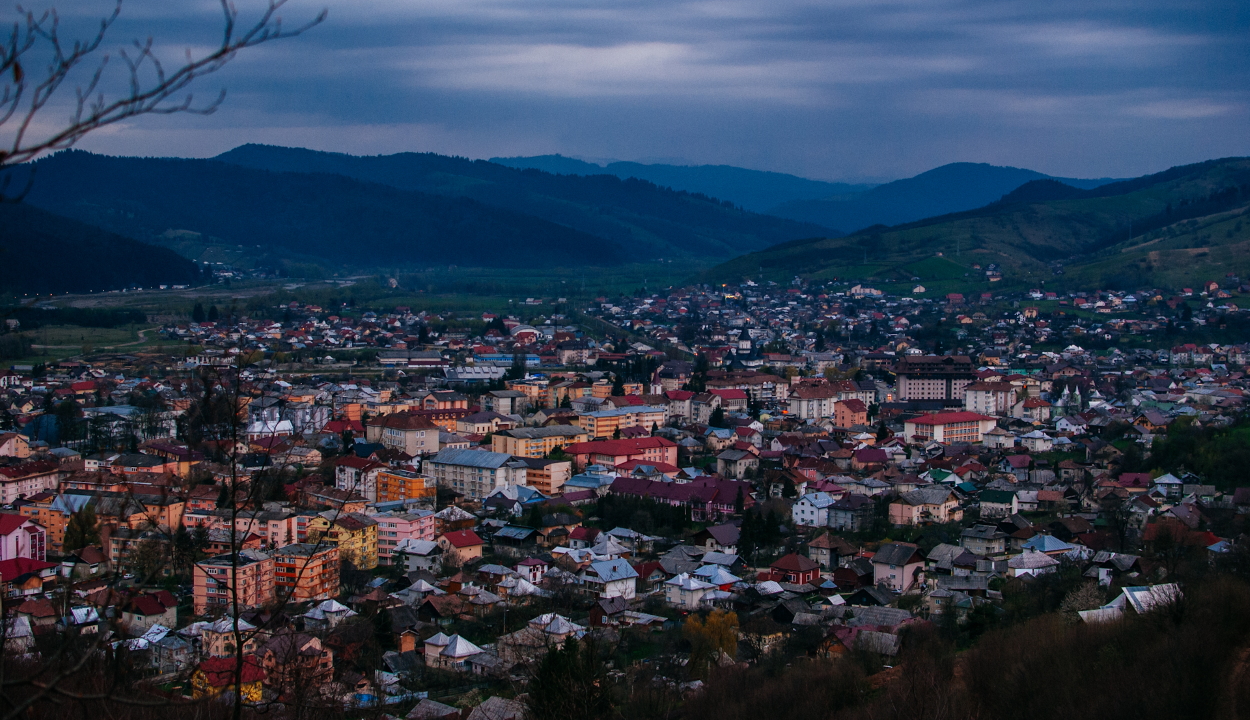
<box><xmin>273</xmin><ymin>543</ymin><xmax>340</xmax><ymax>602</ymax></box>
<box><xmin>894</xmin><ymin>355</ymin><xmax>975</xmax><ymax>405</ymax></box>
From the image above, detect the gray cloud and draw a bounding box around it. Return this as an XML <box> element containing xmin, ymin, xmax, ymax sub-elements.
<box><xmin>34</xmin><ymin>0</ymin><xmax>1250</xmax><ymax>180</ymax></box>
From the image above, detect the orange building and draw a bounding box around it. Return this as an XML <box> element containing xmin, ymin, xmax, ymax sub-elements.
<box><xmin>376</xmin><ymin>468</ymin><xmax>438</xmax><ymax>504</ymax></box>
<box><xmin>193</xmin><ymin>549</ymin><xmax>275</xmax><ymax>615</ymax></box>
<box><xmin>273</xmin><ymin>543</ymin><xmax>339</xmax><ymax>603</ymax></box>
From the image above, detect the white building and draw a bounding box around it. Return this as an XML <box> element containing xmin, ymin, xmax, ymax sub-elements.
<box><xmin>423</xmin><ymin>448</ymin><xmax>528</xmax><ymax>501</ymax></box>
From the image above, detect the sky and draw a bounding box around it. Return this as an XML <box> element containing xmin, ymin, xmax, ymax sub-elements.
<box><xmin>25</xmin><ymin>0</ymin><xmax>1250</xmax><ymax>182</ymax></box>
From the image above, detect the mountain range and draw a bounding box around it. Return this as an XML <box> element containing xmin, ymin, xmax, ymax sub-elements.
<box><xmin>489</xmin><ymin>156</ymin><xmax>1122</xmax><ymax>234</ymax></box>
<box><xmin>1</xmin><ymin>146</ymin><xmax>832</xmax><ymax>281</ymax></box>
<box><xmin>3</xmin><ymin>145</ymin><xmax>1244</xmax><ymax>296</ymax></box>
<box><xmin>488</xmin><ymin>154</ymin><xmax>873</xmax><ymax>213</ymax></box>
<box><xmin>702</xmin><ymin>157</ymin><xmax>1250</xmax><ymax>290</ymax></box>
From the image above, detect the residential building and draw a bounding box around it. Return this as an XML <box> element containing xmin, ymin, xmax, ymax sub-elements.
<box><xmin>581</xmin><ymin>559</ymin><xmax>638</xmax><ymax>599</ymax></box>
<box><xmin>365</xmin><ymin>412</ymin><xmax>440</xmax><ymax>456</ymax></box>
<box><xmin>373</xmin><ymin>510</ymin><xmax>435</xmax><ymax>565</ymax></box>
<box><xmin>375</xmin><ymin>468</ymin><xmax>438</xmax><ymax>504</ymax></box>
<box><xmin>895</xmin><ymin>355</ymin><xmax>976</xmax><ymax>403</ymax></box>
<box><xmin>491</xmin><ymin>426</ymin><xmax>590</xmax><ymax>458</ymax></box>
<box><xmin>0</xmin><ymin>514</ymin><xmax>46</xmax><ymax>561</ymax></box>
<box><xmin>872</xmin><ymin>542</ymin><xmax>925</xmax><ymax>592</ymax></box>
<box><xmin>903</xmin><ymin>411</ymin><xmax>998</xmax><ymax>444</ymax></box>
<box><xmin>438</xmin><ymin>529</ymin><xmax>485</xmax><ymax>566</ymax></box>
<box><xmin>564</xmin><ymin>437</ymin><xmax>678</xmax><ymax>471</ymax></box>
<box><xmin>888</xmin><ymin>486</ymin><xmax>962</xmax><ymax>526</ymax></box>
<box><xmin>573</xmin><ymin>406</ymin><xmax>666</xmax><ymax>439</ymax></box>
<box><xmin>192</xmin><ymin>550</ymin><xmax>275</xmax><ymax>614</ymax></box>
<box><xmin>306</xmin><ymin>512</ymin><xmax>378</xmax><ymax>569</ymax></box>
<box><xmin>424</xmin><ymin>448</ymin><xmax>529</xmax><ymax>501</ymax></box>
<box><xmin>273</xmin><ymin>543</ymin><xmax>340</xmax><ymax>602</ymax></box>
<box><xmin>333</xmin><ymin>457</ymin><xmax>387</xmax><ymax>502</ymax></box>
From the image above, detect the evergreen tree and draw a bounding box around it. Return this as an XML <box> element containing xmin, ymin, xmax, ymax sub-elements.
<box><xmin>611</xmin><ymin>373</ymin><xmax>625</xmax><ymax>396</ymax></box>
<box><xmin>207</xmin><ymin>304</ymin><xmax>219</xmax><ymax>322</ymax></box>
<box><xmin>63</xmin><ymin>506</ymin><xmax>100</xmax><ymax>552</ymax></box>
<box><xmin>526</xmin><ymin>638</ymin><xmax>611</xmax><ymax>720</ymax></box>
<box><xmin>192</xmin><ymin>302</ymin><xmax>205</xmax><ymax>323</ymax></box>
<box><xmin>709</xmin><ymin>407</ymin><xmax>726</xmax><ymax>428</ymax></box>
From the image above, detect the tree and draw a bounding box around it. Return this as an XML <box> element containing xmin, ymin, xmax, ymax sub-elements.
<box><xmin>0</xmin><ymin>0</ymin><xmax>324</xmax><ymax>173</ymax></box>
<box><xmin>709</xmin><ymin>407</ymin><xmax>726</xmax><ymax>428</ymax></box>
<box><xmin>63</xmin><ymin>505</ymin><xmax>100</xmax><ymax>552</ymax></box>
<box><xmin>507</xmin><ymin>351</ymin><xmax>528</xmax><ymax>381</ymax></box>
<box><xmin>683</xmin><ymin>610</ymin><xmax>739</xmax><ymax>676</ymax></box>
<box><xmin>192</xmin><ymin>302</ymin><xmax>206</xmax><ymax>323</ymax></box>
<box><xmin>207</xmin><ymin>304</ymin><xmax>220</xmax><ymax>322</ymax></box>
<box><xmin>526</xmin><ymin>637</ymin><xmax>612</xmax><ymax>720</ymax></box>
<box><xmin>611</xmin><ymin>373</ymin><xmax>626</xmax><ymax>396</ymax></box>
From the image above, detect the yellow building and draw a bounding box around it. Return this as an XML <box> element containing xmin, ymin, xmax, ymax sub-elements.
<box><xmin>574</xmin><ymin>406</ymin><xmax>666</xmax><ymax>439</ymax></box>
<box><xmin>306</xmin><ymin>512</ymin><xmax>378</xmax><ymax>569</ymax></box>
<box><xmin>491</xmin><ymin>426</ymin><xmax>590</xmax><ymax>458</ymax></box>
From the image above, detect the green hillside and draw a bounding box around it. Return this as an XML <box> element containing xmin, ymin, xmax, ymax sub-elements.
<box><xmin>212</xmin><ymin>144</ymin><xmax>833</xmax><ymax>260</ymax></box>
<box><xmin>701</xmin><ymin>157</ymin><xmax>1250</xmax><ymax>292</ymax></box>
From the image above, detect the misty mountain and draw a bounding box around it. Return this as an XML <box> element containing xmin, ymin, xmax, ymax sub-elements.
<box><xmin>767</xmin><ymin>162</ymin><xmax>1121</xmax><ymax>233</ymax></box>
<box><xmin>488</xmin><ymin>154</ymin><xmax>873</xmax><ymax>213</ymax></box>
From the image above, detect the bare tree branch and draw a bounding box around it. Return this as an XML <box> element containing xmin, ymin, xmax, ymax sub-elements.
<box><xmin>0</xmin><ymin>0</ymin><xmax>325</xmax><ymax>171</ymax></box>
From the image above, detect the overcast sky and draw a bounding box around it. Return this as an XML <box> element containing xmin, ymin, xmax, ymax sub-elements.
<box><xmin>40</xmin><ymin>0</ymin><xmax>1250</xmax><ymax>181</ymax></box>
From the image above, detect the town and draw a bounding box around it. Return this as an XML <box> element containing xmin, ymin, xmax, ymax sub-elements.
<box><xmin>0</xmin><ymin>276</ymin><xmax>1247</xmax><ymax>719</ymax></box>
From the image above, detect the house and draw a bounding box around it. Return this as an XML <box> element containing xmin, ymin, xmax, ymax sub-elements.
<box><xmin>872</xmin><ymin>542</ymin><xmax>925</xmax><ymax>592</ymax></box>
<box><xmin>979</xmin><ymin>490</ymin><xmax>1019</xmax><ymax>519</ymax></box>
<box><xmin>192</xmin><ymin>656</ymin><xmax>265</xmax><ymax>701</ymax></box>
<box><xmin>808</xmin><ymin>533</ymin><xmax>856</xmax><ymax>569</ymax></box>
<box><xmin>121</xmin><ymin>590</ymin><xmax>177</xmax><ymax>636</ymax></box>
<box><xmin>1007</xmin><ymin>550</ymin><xmax>1059</xmax><ymax>578</ymax></box>
<box><xmin>0</xmin><ymin>513</ymin><xmax>46</xmax><ymax>561</ymax></box>
<box><xmin>770</xmin><ymin>553</ymin><xmax>820</xmax><ymax>585</ymax></box>
<box><xmin>716</xmin><ymin>448</ymin><xmax>759</xmax><ymax>479</ymax></box>
<box><xmin>888</xmin><ymin>486</ymin><xmax>961</xmax><ymax>526</ymax></box>
<box><xmin>581</xmin><ymin>559</ymin><xmax>638</xmax><ymax>599</ymax></box>
<box><xmin>423</xmin><ymin>633</ymin><xmax>484</xmax><ymax>671</ymax></box>
<box><xmin>829</xmin><ymin>494</ymin><xmax>876</xmax><ymax>532</ymax></box>
<box><xmin>693</xmin><ymin>523</ymin><xmax>740</xmax><ymax>554</ymax></box>
<box><xmin>395</xmin><ymin>538</ymin><xmax>443</xmax><ymax>574</ymax></box>
<box><xmin>438</xmin><ymin>530</ymin><xmax>485</xmax><ymax>567</ymax></box>
<box><xmin>960</xmin><ymin>525</ymin><xmax>1007</xmax><ymax>556</ymax></box>
<box><xmin>794</xmin><ymin>492</ymin><xmax>837</xmax><ymax>528</ymax></box>
<box><xmin>663</xmin><ymin>572</ymin><xmax>718</xmax><ymax>609</ymax></box>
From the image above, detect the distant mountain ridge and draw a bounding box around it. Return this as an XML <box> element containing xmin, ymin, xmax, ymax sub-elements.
<box><xmin>212</xmin><ymin>144</ymin><xmax>834</xmax><ymax>261</ymax></box>
<box><xmin>488</xmin><ymin>154</ymin><xmax>873</xmax><ymax>213</ymax></box>
<box><xmin>767</xmin><ymin>162</ymin><xmax>1122</xmax><ymax>234</ymax></box>
<box><xmin>702</xmin><ymin>157</ymin><xmax>1250</xmax><ymax>290</ymax></box>
<box><xmin>1</xmin><ymin>146</ymin><xmax>834</xmax><ymax>275</ymax></box>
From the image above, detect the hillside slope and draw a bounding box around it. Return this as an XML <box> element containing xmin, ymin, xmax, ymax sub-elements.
<box><xmin>9</xmin><ymin>151</ymin><xmax>628</xmax><ymax>269</ymax></box>
<box><xmin>702</xmin><ymin>157</ymin><xmax>1250</xmax><ymax>291</ymax></box>
<box><xmin>212</xmin><ymin>144</ymin><xmax>834</xmax><ymax>260</ymax></box>
<box><xmin>0</xmin><ymin>202</ymin><xmax>202</xmax><ymax>295</ymax></box>
<box><xmin>768</xmin><ymin>162</ymin><xmax>1120</xmax><ymax>234</ymax></box>
<box><xmin>488</xmin><ymin>154</ymin><xmax>872</xmax><ymax>213</ymax></box>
